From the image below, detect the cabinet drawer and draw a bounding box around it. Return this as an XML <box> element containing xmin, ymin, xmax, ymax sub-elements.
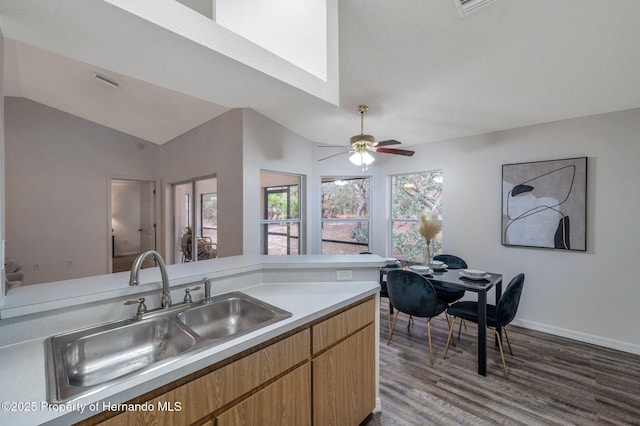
<box><xmin>97</xmin><ymin>329</ymin><xmax>310</xmax><ymax>426</ymax></box>
<box><xmin>312</xmin><ymin>297</ymin><xmax>374</xmax><ymax>354</ymax></box>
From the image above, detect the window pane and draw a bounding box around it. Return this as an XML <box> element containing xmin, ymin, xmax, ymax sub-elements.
<box><xmin>261</xmin><ymin>223</ymin><xmax>299</xmax><ymax>255</ymax></box>
<box><xmin>265</xmin><ymin>186</ymin><xmax>299</xmax><ymax>220</ymax></box>
<box><xmin>260</xmin><ymin>170</ymin><xmax>303</xmax><ymax>255</ymax></box>
<box><xmin>321</xmin><ymin>178</ymin><xmax>370</xmax><ymax>219</ymax></box>
<box><xmin>201</xmin><ymin>193</ymin><xmax>217</xmax><ymax>242</ymax></box>
<box><xmin>321</xmin><ymin>177</ymin><xmax>371</xmax><ymax>254</ymax></box>
<box><xmin>391</xmin><ymin>170</ymin><xmax>443</xmax><ymax>261</ymax></box>
<box><xmin>321</xmin><ymin>221</ymin><xmax>369</xmax><ymax>254</ymax></box>
<box><xmin>391</xmin><ymin>221</ymin><xmax>443</xmax><ymax>262</ymax></box>
<box><xmin>391</xmin><ymin>170</ymin><xmax>443</xmax><ymax>220</ymax></box>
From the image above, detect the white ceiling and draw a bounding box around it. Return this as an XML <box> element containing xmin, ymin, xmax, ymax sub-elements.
<box><xmin>2</xmin><ymin>0</ymin><xmax>640</xmax><ymax>146</ymax></box>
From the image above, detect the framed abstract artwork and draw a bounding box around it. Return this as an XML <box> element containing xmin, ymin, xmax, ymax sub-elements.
<box><xmin>502</xmin><ymin>157</ymin><xmax>587</xmax><ymax>251</ymax></box>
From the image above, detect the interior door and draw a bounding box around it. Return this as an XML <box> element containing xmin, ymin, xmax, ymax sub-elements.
<box><xmin>139</xmin><ymin>181</ymin><xmax>156</xmax><ymax>252</ymax></box>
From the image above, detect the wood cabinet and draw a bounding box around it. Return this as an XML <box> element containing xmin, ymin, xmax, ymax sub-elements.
<box><xmin>80</xmin><ymin>296</ymin><xmax>375</xmax><ymax>426</ymax></box>
<box><xmin>216</xmin><ymin>364</ymin><xmax>311</xmax><ymax>426</ymax></box>
<box><xmin>312</xmin><ymin>299</ymin><xmax>376</xmax><ymax>426</ymax></box>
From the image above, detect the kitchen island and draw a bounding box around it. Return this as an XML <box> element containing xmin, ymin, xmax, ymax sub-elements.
<box><xmin>0</xmin><ymin>254</ymin><xmax>383</xmax><ymax>425</ymax></box>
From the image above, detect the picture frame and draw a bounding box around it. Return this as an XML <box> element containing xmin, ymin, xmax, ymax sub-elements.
<box><xmin>501</xmin><ymin>157</ymin><xmax>587</xmax><ymax>251</ymax></box>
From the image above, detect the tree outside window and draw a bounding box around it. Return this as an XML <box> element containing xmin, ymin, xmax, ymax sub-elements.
<box><xmin>390</xmin><ymin>170</ymin><xmax>443</xmax><ymax>261</ymax></box>
<box><xmin>321</xmin><ymin>178</ymin><xmax>370</xmax><ymax>254</ymax></box>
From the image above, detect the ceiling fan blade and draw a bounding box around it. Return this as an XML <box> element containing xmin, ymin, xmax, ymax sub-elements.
<box><xmin>318</xmin><ymin>151</ymin><xmax>349</xmax><ymax>161</ymax></box>
<box><xmin>318</xmin><ymin>144</ymin><xmax>345</xmax><ymax>148</ymax></box>
<box><xmin>373</xmin><ymin>139</ymin><xmax>402</xmax><ymax>147</ymax></box>
<box><xmin>374</xmin><ymin>147</ymin><xmax>415</xmax><ymax>156</ymax></box>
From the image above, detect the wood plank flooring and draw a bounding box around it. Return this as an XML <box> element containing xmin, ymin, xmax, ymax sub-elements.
<box><xmin>362</xmin><ymin>300</ymin><xmax>640</xmax><ymax>425</ymax></box>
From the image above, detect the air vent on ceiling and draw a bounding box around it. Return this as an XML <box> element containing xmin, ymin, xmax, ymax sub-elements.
<box><xmin>454</xmin><ymin>0</ymin><xmax>496</xmax><ymax>17</ymax></box>
<box><xmin>93</xmin><ymin>72</ymin><xmax>121</xmax><ymax>89</ymax></box>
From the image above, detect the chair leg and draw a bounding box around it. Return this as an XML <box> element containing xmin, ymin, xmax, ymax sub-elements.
<box><xmin>387</xmin><ymin>301</ymin><xmax>393</xmax><ymax>337</ymax></box>
<box><xmin>503</xmin><ymin>327</ymin><xmax>514</xmax><ymax>356</ymax></box>
<box><xmin>387</xmin><ymin>311</ymin><xmax>400</xmax><ymax>345</ymax></box>
<box><xmin>427</xmin><ymin>318</ymin><xmax>434</xmax><ymax>365</ymax></box>
<box><xmin>443</xmin><ymin>316</ymin><xmax>457</xmax><ymax>359</ymax></box>
<box><xmin>457</xmin><ymin>317</ymin><xmax>464</xmax><ymax>340</ymax></box>
<box><xmin>445</xmin><ymin>313</ymin><xmax>457</xmax><ymax>347</ymax></box>
<box><xmin>492</xmin><ymin>328</ymin><xmax>509</xmax><ymax>379</ymax></box>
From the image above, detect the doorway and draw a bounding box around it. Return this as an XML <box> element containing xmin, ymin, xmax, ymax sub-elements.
<box><xmin>111</xmin><ymin>179</ymin><xmax>157</xmax><ymax>273</ymax></box>
<box><xmin>173</xmin><ymin>176</ymin><xmax>218</xmax><ymax>264</ymax></box>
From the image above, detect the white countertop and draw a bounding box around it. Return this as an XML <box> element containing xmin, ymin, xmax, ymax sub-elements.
<box><xmin>0</xmin><ymin>280</ymin><xmax>379</xmax><ymax>425</ymax></box>
<box><xmin>2</xmin><ymin>254</ymin><xmax>383</xmax><ymax>318</ymax></box>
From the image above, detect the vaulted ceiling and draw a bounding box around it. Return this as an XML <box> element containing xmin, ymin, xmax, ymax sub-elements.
<box><xmin>2</xmin><ymin>0</ymin><xmax>640</xmax><ymax>146</ymax></box>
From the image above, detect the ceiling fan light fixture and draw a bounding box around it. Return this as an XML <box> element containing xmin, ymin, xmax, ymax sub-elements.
<box><xmin>349</xmin><ymin>151</ymin><xmax>375</xmax><ymax>170</ymax></box>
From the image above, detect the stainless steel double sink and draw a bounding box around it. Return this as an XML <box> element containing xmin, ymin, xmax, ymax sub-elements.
<box><xmin>46</xmin><ymin>291</ymin><xmax>291</xmax><ymax>402</ymax></box>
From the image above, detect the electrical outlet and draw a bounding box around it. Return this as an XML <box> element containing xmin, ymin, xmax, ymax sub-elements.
<box><xmin>67</xmin><ymin>260</ymin><xmax>73</xmax><ymax>267</ymax></box>
<box><xmin>336</xmin><ymin>270</ymin><xmax>353</xmax><ymax>281</ymax></box>
<box><xmin>33</xmin><ymin>263</ymin><xmax>40</xmax><ymax>271</ymax></box>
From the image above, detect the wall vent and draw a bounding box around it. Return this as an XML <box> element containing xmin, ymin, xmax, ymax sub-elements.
<box><xmin>454</xmin><ymin>0</ymin><xmax>496</xmax><ymax>17</ymax></box>
<box><xmin>93</xmin><ymin>72</ymin><xmax>121</xmax><ymax>89</ymax></box>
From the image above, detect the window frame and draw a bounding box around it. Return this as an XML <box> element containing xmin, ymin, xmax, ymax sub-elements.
<box><xmin>389</xmin><ymin>170</ymin><xmax>443</xmax><ymax>262</ymax></box>
<box><xmin>320</xmin><ymin>176</ymin><xmax>372</xmax><ymax>254</ymax></box>
<box><xmin>259</xmin><ymin>171</ymin><xmax>304</xmax><ymax>255</ymax></box>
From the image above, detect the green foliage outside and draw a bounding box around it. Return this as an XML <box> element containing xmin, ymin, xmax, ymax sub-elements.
<box><xmin>391</xmin><ymin>171</ymin><xmax>443</xmax><ymax>261</ymax></box>
<box><xmin>266</xmin><ymin>186</ymin><xmax>300</xmax><ymax>219</ymax></box>
<box><xmin>201</xmin><ymin>193</ymin><xmax>217</xmax><ymax>227</ymax></box>
<box><xmin>322</xmin><ymin>179</ymin><xmax>370</xmax><ymax>246</ymax></box>
<box><xmin>321</xmin><ymin>179</ymin><xmax>369</xmax><ymax>219</ymax></box>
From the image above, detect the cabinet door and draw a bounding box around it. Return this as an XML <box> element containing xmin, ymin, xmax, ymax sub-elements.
<box><xmin>313</xmin><ymin>324</ymin><xmax>375</xmax><ymax>426</ymax></box>
<box><xmin>216</xmin><ymin>363</ymin><xmax>311</xmax><ymax>426</ymax></box>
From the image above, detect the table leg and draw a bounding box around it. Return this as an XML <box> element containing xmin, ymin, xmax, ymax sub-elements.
<box><xmin>494</xmin><ymin>279</ymin><xmax>503</xmax><ymax>347</ymax></box>
<box><xmin>477</xmin><ymin>290</ymin><xmax>487</xmax><ymax>376</ymax></box>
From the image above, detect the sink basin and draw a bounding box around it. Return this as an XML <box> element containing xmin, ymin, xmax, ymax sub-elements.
<box><xmin>177</xmin><ymin>292</ymin><xmax>291</xmax><ymax>340</ymax></box>
<box><xmin>62</xmin><ymin>318</ymin><xmax>196</xmax><ymax>387</ymax></box>
<box><xmin>48</xmin><ymin>317</ymin><xmax>196</xmax><ymax>401</ymax></box>
<box><xmin>46</xmin><ymin>291</ymin><xmax>291</xmax><ymax>402</ymax></box>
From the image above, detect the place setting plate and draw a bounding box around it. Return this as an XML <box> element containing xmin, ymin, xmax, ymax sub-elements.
<box><xmin>430</xmin><ymin>263</ymin><xmax>448</xmax><ymax>271</ymax></box>
<box><xmin>409</xmin><ymin>265</ymin><xmax>433</xmax><ymax>275</ymax></box>
<box><xmin>459</xmin><ymin>269</ymin><xmax>491</xmax><ymax>281</ymax></box>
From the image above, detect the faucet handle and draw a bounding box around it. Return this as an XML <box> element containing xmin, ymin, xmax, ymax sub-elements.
<box><xmin>125</xmin><ymin>298</ymin><xmax>147</xmax><ymax>319</ymax></box>
<box><xmin>183</xmin><ymin>286</ymin><xmax>201</xmax><ymax>303</ymax></box>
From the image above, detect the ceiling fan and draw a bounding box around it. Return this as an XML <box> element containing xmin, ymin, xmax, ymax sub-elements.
<box><xmin>318</xmin><ymin>105</ymin><xmax>415</xmax><ymax>171</ymax></box>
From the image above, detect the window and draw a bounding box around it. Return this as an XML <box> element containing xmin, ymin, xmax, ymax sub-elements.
<box><xmin>260</xmin><ymin>171</ymin><xmax>303</xmax><ymax>255</ymax></box>
<box><xmin>390</xmin><ymin>170</ymin><xmax>443</xmax><ymax>261</ymax></box>
<box><xmin>321</xmin><ymin>177</ymin><xmax>370</xmax><ymax>254</ymax></box>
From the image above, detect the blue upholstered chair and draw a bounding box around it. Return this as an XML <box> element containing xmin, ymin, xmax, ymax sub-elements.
<box><xmin>433</xmin><ymin>254</ymin><xmax>468</xmax><ymax>270</ymax></box>
<box><xmin>431</xmin><ymin>254</ymin><xmax>467</xmax><ymax>304</ymax></box>
<box><xmin>444</xmin><ymin>273</ymin><xmax>525</xmax><ymax>378</ymax></box>
<box><xmin>386</xmin><ymin>269</ymin><xmax>449</xmax><ymax>365</ymax></box>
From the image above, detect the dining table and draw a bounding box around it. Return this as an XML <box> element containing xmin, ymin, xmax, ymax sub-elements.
<box><xmin>428</xmin><ymin>268</ymin><xmax>503</xmax><ymax>376</ymax></box>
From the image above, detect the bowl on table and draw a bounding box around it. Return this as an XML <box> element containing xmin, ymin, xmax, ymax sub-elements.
<box><xmin>409</xmin><ymin>265</ymin><xmax>431</xmax><ymax>275</ymax></box>
<box><xmin>430</xmin><ymin>260</ymin><xmax>446</xmax><ymax>270</ymax></box>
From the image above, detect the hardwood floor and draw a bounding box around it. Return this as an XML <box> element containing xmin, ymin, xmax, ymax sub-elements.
<box><xmin>362</xmin><ymin>300</ymin><xmax>640</xmax><ymax>425</ymax></box>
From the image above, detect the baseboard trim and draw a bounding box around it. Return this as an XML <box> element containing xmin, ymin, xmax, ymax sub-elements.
<box><xmin>373</xmin><ymin>397</ymin><xmax>382</xmax><ymax>413</ymax></box>
<box><xmin>512</xmin><ymin>318</ymin><xmax>640</xmax><ymax>356</ymax></box>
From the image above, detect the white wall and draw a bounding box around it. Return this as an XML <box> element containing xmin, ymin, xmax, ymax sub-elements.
<box><xmin>242</xmin><ymin>109</ymin><xmax>314</xmax><ymax>255</ymax></box>
<box><xmin>160</xmin><ymin>109</ymin><xmax>244</xmax><ymax>258</ymax></box>
<box><xmin>314</xmin><ymin>107</ymin><xmax>640</xmax><ymax>354</ymax></box>
<box><xmin>4</xmin><ymin>97</ymin><xmax>161</xmax><ymax>284</ymax></box>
